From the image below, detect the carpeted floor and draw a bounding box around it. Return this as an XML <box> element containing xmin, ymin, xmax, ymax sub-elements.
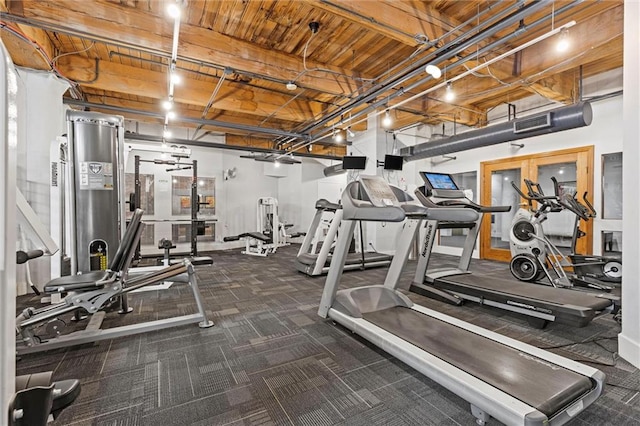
<box><xmin>15</xmin><ymin>245</ymin><xmax>640</xmax><ymax>425</ymax></box>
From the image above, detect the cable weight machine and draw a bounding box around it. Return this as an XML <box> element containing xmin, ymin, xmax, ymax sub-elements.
<box><xmin>128</xmin><ymin>155</ymin><xmax>213</xmax><ymax>265</ymax></box>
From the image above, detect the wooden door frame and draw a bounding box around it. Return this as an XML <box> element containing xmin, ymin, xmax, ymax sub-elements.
<box><xmin>480</xmin><ymin>146</ymin><xmax>594</xmax><ymax>261</ymax></box>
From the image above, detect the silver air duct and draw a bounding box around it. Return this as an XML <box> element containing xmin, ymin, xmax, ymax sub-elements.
<box><xmin>323</xmin><ymin>163</ymin><xmax>347</xmax><ymax>177</ymax></box>
<box><xmin>399</xmin><ymin>102</ymin><xmax>592</xmax><ymax>161</ymax></box>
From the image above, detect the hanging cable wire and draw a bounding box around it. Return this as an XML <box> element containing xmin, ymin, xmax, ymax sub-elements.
<box><xmin>0</xmin><ymin>21</ymin><xmax>83</xmax><ymax>98</ymax></box>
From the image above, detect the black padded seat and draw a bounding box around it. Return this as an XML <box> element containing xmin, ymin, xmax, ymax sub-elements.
<box><xmin>239</xmin><ymin>232</ymin><xmax>272</xmax><ymax>243</ymax></box>
<box><xmin>44</xmin><ymin>271</ymin><xmax>110</xmax><ymax>293</ymax></box>
<box><xmin>43</xmin><ymin>209</ymin><xmax>144</xmax><ymax>294</ymax></box>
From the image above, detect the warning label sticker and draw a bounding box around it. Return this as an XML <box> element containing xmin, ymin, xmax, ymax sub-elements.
<box><xmin>79</xmin><ymin>161</ymin><xmax>113</xmax><ymax>190</ymax></box>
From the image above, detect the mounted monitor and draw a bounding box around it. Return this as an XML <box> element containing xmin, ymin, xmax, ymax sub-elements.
<box><xmin>383</xmin><ymin>154</ymin><xmax>403</xmax><ymax>170</ymax></box>
<box><xmin>420</xmin><ymin>172</ymin><xmax>459</xmax><ymax>190</ymax></box>
<box><xmin>342</xmin><ymin>156</ymin><xmax>367</xmax><ymax>170</ymax></box>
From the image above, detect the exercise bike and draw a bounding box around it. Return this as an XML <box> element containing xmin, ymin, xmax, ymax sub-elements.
<box><xmin>550</xmin><ymin>176</ymin><xmax>622</xmax><ymax>285</ymax></box>
<box><xmin>508</xmin><ymin>178</ymin><xmax>619</xmax><ymax>292</ymax></box>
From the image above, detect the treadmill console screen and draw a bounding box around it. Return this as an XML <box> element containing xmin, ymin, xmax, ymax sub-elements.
<box><xmin>421</xmin><ymin>172</ymin><xmax>459</xmax><ymax>190</ymax></box>
<box><xmin>359</xmin><ymin>176</ymin><xmax>398</xmax><ymax>207</ymax></box>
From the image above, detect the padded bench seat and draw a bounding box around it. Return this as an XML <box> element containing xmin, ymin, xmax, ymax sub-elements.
<box><xmin>44</xmin><ymin>270</ymin><xmax>111</xmax><ymax>293</ymax></box>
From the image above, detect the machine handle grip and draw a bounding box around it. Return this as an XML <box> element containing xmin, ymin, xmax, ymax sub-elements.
<box><xmin>582</xmin><ymin>192</ymin><xmax>597</xmax><ymax>216</ymax></box>
<box><xmin>16</xmin><ymin>250</ymin><xmax>44</xmax><ymax>265</ymax></box>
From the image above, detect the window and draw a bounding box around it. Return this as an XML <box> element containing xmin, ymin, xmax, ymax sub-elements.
<box><xmin>602</xmin><ymin>153</ymin><xmax>622</xmax><ymax>220</ymax></box>
<box><xmin>124</xmin><ymin>173</ymin><xmax>154</xmax><ymax>217</ymax></box>
<box><xmin>171</xmin><ymin>176</ymin><xmax>216</xmax><ymax>216</ymax></box>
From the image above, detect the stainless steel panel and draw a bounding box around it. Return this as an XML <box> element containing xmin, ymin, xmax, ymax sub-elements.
<box><xmin>67</xmin><ymin>111</ymin><xmax>123</xmax><ymax>272</ymax></box>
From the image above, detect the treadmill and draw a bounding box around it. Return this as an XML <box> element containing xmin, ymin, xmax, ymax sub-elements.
<box><xmin>319</xmin><ymin>175</ymin><xmax>604</xmax><ymax>425</ymax></box>
<box><xmin>410</xmin><ymin>171</ymin><xmax>612</xmax><ymax>328</ymax></box>
<box><xmin>295</xmin><ymin>198</ymin><xmax>392</xmax><ymax>276</ymax></box>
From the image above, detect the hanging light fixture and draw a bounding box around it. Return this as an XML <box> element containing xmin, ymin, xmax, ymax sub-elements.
<box><xmin>382</xmin><ymin>110</ymin><xmax>393</xmax><ymax>128</ymax></box>
<box><xmin>425</xmin><ymin>64</ymin><xmax>442</xmax><ymax>79</ymax></box>
<box><xmin>166</xmin><ymin>1</ymin><xmax>182</xmax><ymax>19</ymax></box>
<box><xmin>556</xmin><ymin>28</ymin><xmax>570</xmax><ymax>52</ymax></box>
<box><xmin>346</xmin><ymin>127</ymin><xmax>355</xmax><ymax>138</ymax></box>
<box><xmin>162</xmin><ymin>99</ymin><xmax>173</xmax><ymax>110</ymax></box>
<box><xmin>334</xmin><ymin>129</ymin><xmax>344</xmax><ymax>143</ymax></box>
<box><xmin>444</xmin><ymin>82</ymin><xmax>455</xmax><ymax>102</ymax></box>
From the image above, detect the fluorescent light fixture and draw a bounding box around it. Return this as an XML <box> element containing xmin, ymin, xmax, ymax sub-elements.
<box><xmin>425</xmin><ymin>64</ymin><xmax>442</xmax><ymax>79</ymax></box>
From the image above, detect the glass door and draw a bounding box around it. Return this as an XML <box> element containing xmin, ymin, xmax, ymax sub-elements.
<box><xmin>480</xmin><ymin>159</ymin><xmax>530</xmax><ymax>262</ymax></box>
<box><xmin>531</xmin><ymin>150</ymin><xmax>593</xmax><ymax>256</ymax></box>
<box><xmin>480</xmin><ymin>146</ymin><xmax>593</xmax><ymax>261</ymax></box>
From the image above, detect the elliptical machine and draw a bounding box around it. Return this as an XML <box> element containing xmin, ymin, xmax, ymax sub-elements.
<box><xmin>549</xmin><ymin>176</ymin><xmax>622</xmax><ymax>285</ymax></box>
<box><xmin>509</xmin><ymin>179</ymin><xmax>572</xmax><ymax>287</ymax></box>
<box><xmin>509</xmin><ymin>178</ymin><xmax>619</xmax><ymax>292</ymax></box>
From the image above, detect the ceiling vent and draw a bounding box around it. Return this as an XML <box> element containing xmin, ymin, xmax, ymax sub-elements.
<box><xmin>513</xmin><ymin>112</ymin><xmax>552</xmax><ymax>134</ymax></box>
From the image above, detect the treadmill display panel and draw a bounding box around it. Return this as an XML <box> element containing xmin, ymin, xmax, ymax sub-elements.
<box><xmin>360</xmin><ymin>176</ymin><xmax>399</xmax><ymax>207</ymax></box>
<box><xmin>422</xmin><ymin>172</ymin><xmax>459</xmax><ymax>190</ymax></box>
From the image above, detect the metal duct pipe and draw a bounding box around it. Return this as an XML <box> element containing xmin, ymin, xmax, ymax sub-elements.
<box><xmin>399</xmin><ymin>102</ymin><xmax>592</xmax><ymax>161</ymax></box>
<box><xmin>323</xmin><ymin>163</ymin><xmax>347</xmax><ymax>177</ymax></box>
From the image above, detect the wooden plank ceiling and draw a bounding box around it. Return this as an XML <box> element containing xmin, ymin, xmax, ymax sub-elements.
<box><xmin>0</xmin><ymin>0</ymin><xmax>623</xmax><ymax>158</ymax></box>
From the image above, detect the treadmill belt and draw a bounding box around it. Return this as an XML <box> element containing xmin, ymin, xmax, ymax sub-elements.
<box><xmin>296</xmin><ymin>252</ymin><xmax>392</xmax><ymax>267</ymax></box>
<box><xmin>440</xmin><ymin>274</ymin><xmax>612</xmax><ymax>309</ymax></box>
<box><xmin>363</xmin><ymin>307</ymin><xmax>592</xmax><ymax>416</ymax></box>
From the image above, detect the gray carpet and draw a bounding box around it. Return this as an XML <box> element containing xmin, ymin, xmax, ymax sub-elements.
<box><xmin>15</xmin><ymin>246</ymin><xmax>640</xmax><ymax>425</ymax></box>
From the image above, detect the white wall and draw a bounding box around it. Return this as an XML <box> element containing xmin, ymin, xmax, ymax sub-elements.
<box><xmin>620</xmin><ymin>0</ymin><xmax>640</xmax><ymax>368</ymax></box>
<box><xmin>15</xmin><ymin>70</ymin><xmax>68</xmax><ymax>293</ymax></box>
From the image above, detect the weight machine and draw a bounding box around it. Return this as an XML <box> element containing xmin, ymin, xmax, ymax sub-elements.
<box><xmin>129</xmin><ymin>154</ymin><xmax>214</xmax><ymax>265</ymax></box>
<box><xmin>224</xmin><ymin>197</ymin><xmax>303</xmax><ymax>257</ymax></box>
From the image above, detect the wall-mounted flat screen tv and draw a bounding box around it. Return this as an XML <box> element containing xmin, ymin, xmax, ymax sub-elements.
<box><xmin>383</xmin><ymin>154</ymin><xmax>404</xmax><ymax>170</ymax></box>
<box><xmin>342</xmin><ymin>156</ymin><xmax>367</xmax><ymax>170</ymax></box>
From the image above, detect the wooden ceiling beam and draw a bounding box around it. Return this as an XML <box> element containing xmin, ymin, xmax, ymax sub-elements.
<box><xmin>2</xmin><ymin>1</ymin><xmax>56</xmax><ymax>70</ymax></box>
<box><xmin>226</xmin><ymin>134</ymin><xmax>345</xmax><ymax>157</ymax></box>
<box><xmin>522</xmin><ymin>71</ymin><xmax>577</xmax><ymax>104</ymax></box>
<box><xmin>57</xmin><ymin>55</ymin><xmax>325</xmax><ymax>123</ymax></box>
<box><xmin>82</xmin><ymin>94</ymin><xmax>345</xmax><ymax>156</ymax></box>
<box><xmin>7</xmin><ymin>0</ymin><xmax>365</xmax><ymax>96</ymax></box>
<box><xmin>81</xmin><ymin>93</ymin><xmax>302</xmax><ymax>132</ymax></box>
<box><xmin>519</xmin><ymin>5</ymin><xmax>623</xmax><ymax>78</ymax></box>
<box><xmin>304</xmin><ymin>0</ymin><xmax>453</xmax><ymax>46</ymax></box>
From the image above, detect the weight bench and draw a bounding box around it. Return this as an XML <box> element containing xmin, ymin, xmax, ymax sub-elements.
<box><xmin>224</xmin><ymin>232</ymin><xmax>276</xmax><ymax>257</ymax></box>
<box><xmin>15</xmin><ymin>209</ymin><xmax>214</xmax><ymax>355</ymax></box>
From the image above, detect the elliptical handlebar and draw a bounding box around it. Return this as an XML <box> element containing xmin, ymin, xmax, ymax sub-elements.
<box><xmin>550</xmin><ymin>176</ymin><xmax>592</xmax><ymax>221</ymax></box>
<box><xmin>581</xmin><ymin>191</ymin><xmax>598</xmax><ymax>218</ymax></box>
<box><xmin>511</xmin><ymin>180</ymin><xmax>562</xmax><ymax>216</ymax></box>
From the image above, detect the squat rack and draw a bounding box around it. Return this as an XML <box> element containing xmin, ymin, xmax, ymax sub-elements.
<box><xmin>130</xmin><ymin>155</ymin><xmax>209</xmax><ymax>258</ymax></box>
